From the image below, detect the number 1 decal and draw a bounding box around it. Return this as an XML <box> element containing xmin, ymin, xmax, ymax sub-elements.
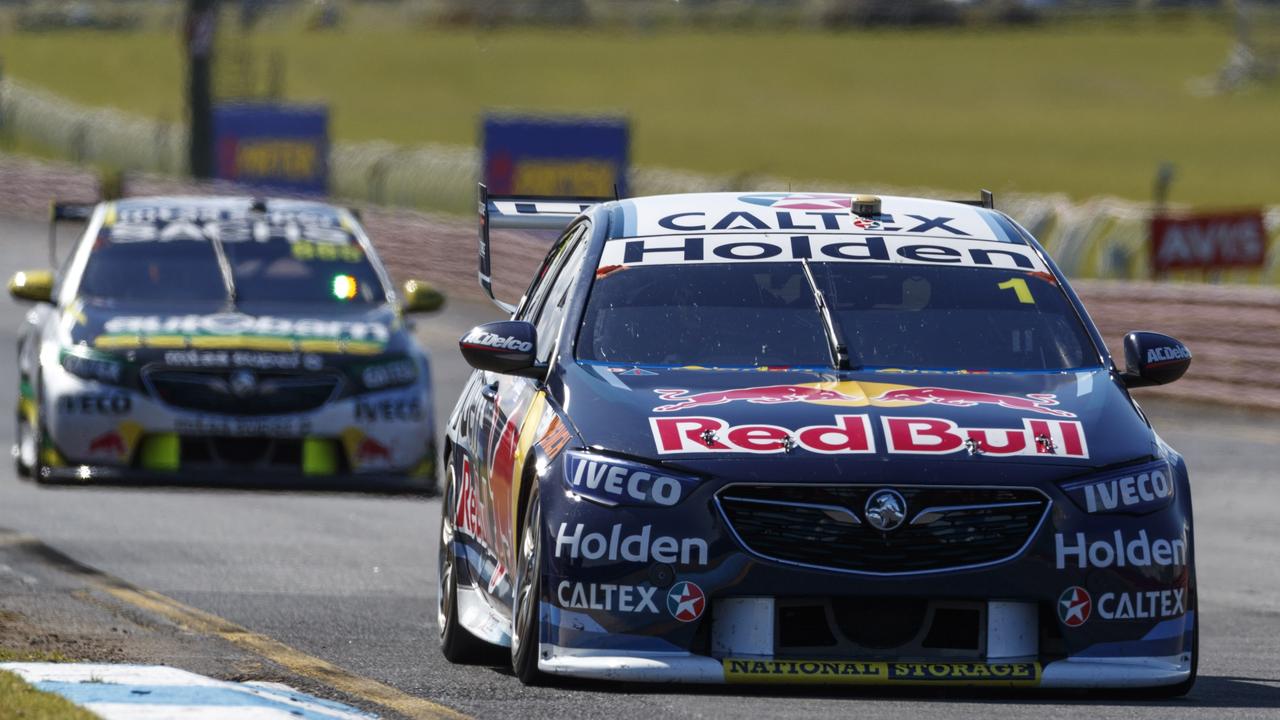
<box><xmin>998</xmin><ymin>278</ymin><xmax>1034</xmax><ymax>305</ymax></box>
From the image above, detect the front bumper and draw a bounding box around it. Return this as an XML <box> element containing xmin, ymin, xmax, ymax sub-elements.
<box><xmin>532</xmin><ymin>458</ymin><xmax>1195</xmax><ymax>688</ymax></box>
<box><xmin>538</xmin><ymin>646</ymin><xmax>1191</xmax><ymax>688</ymax></box>
<box><xmin>39</xmin><ymin>366</ymin><xmax>436</xmax><ymax>488</ymax></box>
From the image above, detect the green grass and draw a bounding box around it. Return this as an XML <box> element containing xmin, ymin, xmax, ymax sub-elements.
<box><xmin>0</xmin><ymin>649</ymin><xmax>72</xmax><ymax>663</ymax></box>
<box><xmin>2</xmin><ymin>14</ymin><xmax>1279</xmax><ymax>205</ymax></box>
<box><xmin>0</xmin><ymin>670</ymin><xmax>99</xmax><ymax>720</ymax></box>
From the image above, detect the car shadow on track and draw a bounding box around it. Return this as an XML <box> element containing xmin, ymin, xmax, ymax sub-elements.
<box><xmin>481</xmin><ymin>666</ymin><xmax>1280</xmax><ymax>709</ymax></box>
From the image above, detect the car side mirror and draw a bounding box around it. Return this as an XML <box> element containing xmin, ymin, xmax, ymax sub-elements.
<box><xmin>8</xmin><ymin>270</ymin><xmax>54</xmax><ymax>304</ymax></box>
<box><xmin>402</xmin><ymin>280</ymin><xmax>445</xmax><ymax>314</ymax></box>
<box><xmin>460</xmin><ymin>321</ymin><xmax>544</xmax><ymax>378</ymax></box>
<box><xmin>1121</xmin><ymin>331</ymin><xmax>1191</xmax><ymax>388</ymax></box>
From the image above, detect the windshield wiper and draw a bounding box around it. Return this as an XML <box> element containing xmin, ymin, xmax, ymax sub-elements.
<box><xmin>208</xmin><ymin>231</ymin><xmax>238</xmax><ymax>309</ymax></box>
<box><xmin>801</xmin><ymin>258</ymin><xmax>851</xmax><ymax>371</ymax></box>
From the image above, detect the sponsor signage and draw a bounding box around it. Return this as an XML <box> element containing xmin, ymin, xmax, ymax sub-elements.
<box><xmin>722</xmin><ymin>660</ymin><xmax>1040</xmax><ymax>686</ymax></box>
<box><xmin>563</xmin><ymin>453</ymin><xmax>693</xmax><ymax>507</ymax></box>
<box><xmin>652</xmin><ymin>415</ymin><xmax>874</xmax><ymax>456</ymax></box>
<box><xmin>1147</xmin><ymin>345</ymin><xmax>1191</xmax><ymax>365</ymax></box>
<box><xmin>482</xmin><ymin>114</ymin><xmax>628</xmax><ymax>197</ymax></box>
<box><xmin>1055</xmin><ymin>530</ymin><xmax>1187</xmax><ymax>570</ymax></box>
<box><xmin>1150</xmin><ymin>210</ymin><xmax>1268</xmax><ymax>272</ymax></box>
<box><xmin>1057</xmin><ymin>586</ymin><xmax>1185</xmax><ymax>626</ymax></box>
<box><xmin>557</xmin><ymin>581</ymin><xmax>658</xmax><ymax>613</ymax></box>
<box><xmin>667</xmin><ymin>580</ymin><xmax>706</xmax><ymax>622</ymax></box>
<box><xmin>174</xmin><ymin>416</ymin><xmax>310</xmax><ymax>438</ymax></box>
<box><xmin>554</xmin><ymin>579</ymin><xmax>706</xmax><ymax>622</ymax></box>
<box><xmin>213</xmin><ymin>103</ymin><xmax>329</xmax><ymax>194</ymax></box>
<box><xmin>163</xmin><ymin>350</ymin><xmax>324</xmax><ymax>370</ymax></box>
<box><xmin>883</xmin><ymin>417</ymin><xmax>1087</xmax><ymax>458</ymax></box>
<box><xmin>361</xmin><ymin>360</ymin><xmax>416</xmax><ymax>390</ymax></box>
<box><xmin>461</xmin><ymin>329</ymin><xmax>532</xmax><ymax>353</ymax></box>
<box><xmin>650</xmin><ymin>414</ymin><xmax>1088</xmax><ymax>459</ymax></box>
<box><xmin>355</xmin><ymin>396</ymin><xmax>422</xmax><ymax>423</ymax></box>
<box><xmin>1063</xmin><ymin>465</ymin><xmax>1174</xmax><ymax>514</ymax></box>
<box><xmin>59</xmin><ymin>394</ymin><xmax>131</xmax><ymax>415</ymax></box>
<box><xmin>105</xmin><ymin>315</ymin><xmax>389</xmax><ymax>343</ymax></box>
<box><xmin>554</xmin><ymin>522</ymin><xmax>708</xmax><ymax>566</ymax></box>
<box><xmin>599</xmin><ymin>235</ymin><xmax>1047</xmax><ymax>273</ymax></box>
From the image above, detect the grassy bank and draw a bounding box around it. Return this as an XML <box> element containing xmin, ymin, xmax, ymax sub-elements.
<box><xmin>2</xmin><ymin>15</ymin><xmax>1278</xmax><ymax>205</ymax></box>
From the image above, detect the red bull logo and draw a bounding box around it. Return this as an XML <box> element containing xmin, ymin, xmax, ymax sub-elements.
<box><xmin>651</xmin><ymin>414</ymin><xmax>1088</xmax><ymax>459</ymax></box>
<box><xmin>874</xmin><ymin>387</ymin><xmax>1075</xmax><ymax>418</ymax></box>
<box><xmin>356</xmin><ymin>437</ymin><xmax>392</xmax><ymax>463</ymax></box>
<box><xmin>88</xmin><ymin>431</ymin><xmax>125</xmax><ymax>456</ymax></box>
<box><xmin>654</xmin><ymin>385</ymin><xmax>860</xmax><ymax>412</ymax></box>
<box><xmin>883</xmin><ymin>416</ymin><xmax>1087</xmax><ymax>458</ymax></box>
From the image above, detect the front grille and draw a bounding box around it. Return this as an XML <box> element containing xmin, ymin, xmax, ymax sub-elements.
<box><xmin>143</xmin><ymin>368</ymin><xmax>343</xmax><ymax>415</ymax></box>
<box><xmin>717</xmin><ymin>485</ymin><xmax>1048</xmax><ymax>575</ymax></box>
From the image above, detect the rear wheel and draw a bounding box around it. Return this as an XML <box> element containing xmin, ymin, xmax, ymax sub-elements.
<box><xmin>511</xmin><ymin>485</ymin><xmax>545</xmax><ymax>685</ymax></box>
<box><xmin>437</xmin><ymin>463</ymin><xmax>501</xmax><ymax>663</ymax></box>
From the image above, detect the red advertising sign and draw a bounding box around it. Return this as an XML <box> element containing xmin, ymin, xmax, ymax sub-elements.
<box><xmin>1150</xmin><ymin>210</ymin><xmax>1268</xmax><ymax>272</ymax></box>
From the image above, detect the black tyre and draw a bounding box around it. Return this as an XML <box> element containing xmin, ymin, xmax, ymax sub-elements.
<box><xmin>14</xmin><ymin>409</ymin><xmax>34</xmax><ymax>479</ymax></box>
<box><xmin>1145</xmin><ymin>568</ymin><xmax>1198</xmax><ymax>698</ymax></box>
<box><xmin>511</xmin><ymin>485</ymin><xmax>546</xmax><ymax>685</ymax></box>
<box><xmin>437</xmin><ymin>463</ymin><xmax>502</xmax><ymax>663</ymax></box>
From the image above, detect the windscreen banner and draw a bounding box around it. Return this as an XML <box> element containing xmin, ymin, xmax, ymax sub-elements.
<box><xmin>1150</xmin><ymin>210</ymin><xmax>1268</xmax><ymax>272</ymax></box>
<box><xmin>213</xmin><ymin>103</ymin><xmax>329</xmax><ymax>194</ymax></box>
<box><xmin>482</xmin><ymin>114</ymin><xmax>629</xmax><ymax>197</ymax></box>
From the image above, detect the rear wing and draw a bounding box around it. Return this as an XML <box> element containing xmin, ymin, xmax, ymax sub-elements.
<box><xmin>49</xmin><ymin>200</ymin><xmax>96</xmax><ymax>267</ymax></box>
<box><xmin>477</xmin><ymin>183</ymin><xmax>608</xmax><ymax>312</ymax></box>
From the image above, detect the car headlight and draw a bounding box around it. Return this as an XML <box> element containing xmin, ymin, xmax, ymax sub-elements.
<box><xmin>562</xmin><ymin>450</ymin><xmax>700</xmax><ymax>508</ymax></box>
<box><xmin>359</xmin><ymin>357</ymin><xmax>419</xmax><ymax>391</ymax></box>
<box><xmin>1060</xmin><ymin>459</ymin><xmax>1175</xmax><ymax>515</ymax></box>
<box><xmin>59</xmin><ymin>348</ymin><xmax>126</xmax><ymax>386</ymax></box>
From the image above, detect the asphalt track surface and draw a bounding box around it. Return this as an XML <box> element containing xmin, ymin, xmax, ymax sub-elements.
<box><xmin>1</xmin><ymin>214</ymin><xmax>1279</xmax><ymax>719</ymax></box>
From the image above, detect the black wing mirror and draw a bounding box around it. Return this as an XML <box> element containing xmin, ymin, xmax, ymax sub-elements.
<box><xmin>459</xmin><ymin>321</ymin><xmax>545</xmax><ymax>378</ymax></box>
<box><xmin>1121</xmin><ymin>331</ymin><xmax>1191</xmax><ymax>388</ymax></box>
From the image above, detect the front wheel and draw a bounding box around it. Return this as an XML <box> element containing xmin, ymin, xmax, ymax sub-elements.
<box><xmin>511</xmin><ymin>485</ymin><xmax>545</xmax><ymax>685</ymax></box>
<box><xmin>1145</xmin><ymin>568</ymin><xmax>1198</xmax><ymax>698</ymax></box>
<box><xmin>438</xmin><ymin>464</ymin><xmax>501</xmax><ymax>663</ymax></box>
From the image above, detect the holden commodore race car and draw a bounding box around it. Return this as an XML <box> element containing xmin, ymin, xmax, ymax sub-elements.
<box><xmin>9</xmin><ymin>196</ymin><xmax>444</xmax><ymax>491</ymax></box>
<box><xmin>438</xmin><ymin>187</ymin><xmax>1196</xmax><ymax>693</ymax></box>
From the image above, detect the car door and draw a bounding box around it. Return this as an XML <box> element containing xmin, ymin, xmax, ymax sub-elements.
<box><xmin>468</xmin><ymin>221</ymin><xmax>591</xmax><ymax>608</ymax></box>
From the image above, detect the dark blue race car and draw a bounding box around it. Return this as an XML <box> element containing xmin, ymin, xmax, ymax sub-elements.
<box><xmin>438</xmin><ymin>189</ymin><xmax>1195</xmax><ymax>693</ymax></box>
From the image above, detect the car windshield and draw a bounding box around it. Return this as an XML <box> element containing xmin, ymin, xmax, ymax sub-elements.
<box><xmin>577</xmin><ymin>262</ymin><xmax>1099</xmax><ymax>371</ymax></box>
<box><xmin>77</xmin><ymin>221</ymin><xmax>386</xmax><ymax>305</ymax></box>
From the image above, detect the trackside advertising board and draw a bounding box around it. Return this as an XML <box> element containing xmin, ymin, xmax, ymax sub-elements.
<box><xmin>482</xmin><ymin>114</ymin><xmax>629</xmax><ymax>197</ymax></box>
<box><xmin>1150</xmin><ymin>210</ymin><xmax>1267</xmax><ymax>272</ymax></box>
<box><xmin>213</xmin><ymin>104</ymin><xmax>329</xmax><ymax>194</ymax></box>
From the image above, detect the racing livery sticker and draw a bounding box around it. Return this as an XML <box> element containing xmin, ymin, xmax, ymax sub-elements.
<box><xmin>634</xmin><ymin>194</ymin><xmax>1008</xmax><ymax>241</ymax></box>
<box><xmin>599</xmin><ymin>235</ymin><xmax>1047</xmax><ymax>273</ymax></box>
<box><xmin>1057</xmin><ymin>586</ymin><xmax>1186</xmax><ymax>626</ymax></box>
<box><xmin>666</xmin><ymin>580</ymin><xmax>706</xmax><ymax>622</ymax></box>
<box><xmin>1058</xmin><ymin>586</ymin><xmax>1092</xmax><ymax>627</ymax></box>
<box><xmin>650</xmin><ymin>414</ymin><xmax>1087</xmax><ymax>458</ymax></box>
<box><xmin>651</xmin><ymin>382</ymin><xmax>1075</xmax><ymax>418</ymax></box>
<box><xmin>722</xmin><ymin>660</ymin><xmax>1040</xmax><ymax>686</ymax></box>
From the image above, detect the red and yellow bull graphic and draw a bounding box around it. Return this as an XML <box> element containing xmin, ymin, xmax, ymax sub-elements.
<box><xmin>652</xmin><ymin>382</ymin><xmax>1076</xmax><ymax>418</ymax></box>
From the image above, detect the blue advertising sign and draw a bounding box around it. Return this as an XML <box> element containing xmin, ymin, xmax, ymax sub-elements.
<box><xmin>483</xmin><ymin>114</ymin><xmax>629</xmax><ymax>197</ymax></box>
<box><xmin>213</xmin><ymin>103</ymin><xmax>328</xmax><ymax>194</ymax></box>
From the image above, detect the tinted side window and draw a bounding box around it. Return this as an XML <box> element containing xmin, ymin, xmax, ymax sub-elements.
<box><xmin>532</xmin><ymin>229</ymin><xmax>590</xmax><ymax>363</ymax></box>
<box><xmin>516</xmin><ymin>223</ymin><xmax>588</xmax><ymax>323</ymax></box>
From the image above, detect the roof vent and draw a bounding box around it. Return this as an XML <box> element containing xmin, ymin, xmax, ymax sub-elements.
<box><xmin>851</xmin><ymin>195</ymin><xmax>881</xmax><ymax>217</ymax></box>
